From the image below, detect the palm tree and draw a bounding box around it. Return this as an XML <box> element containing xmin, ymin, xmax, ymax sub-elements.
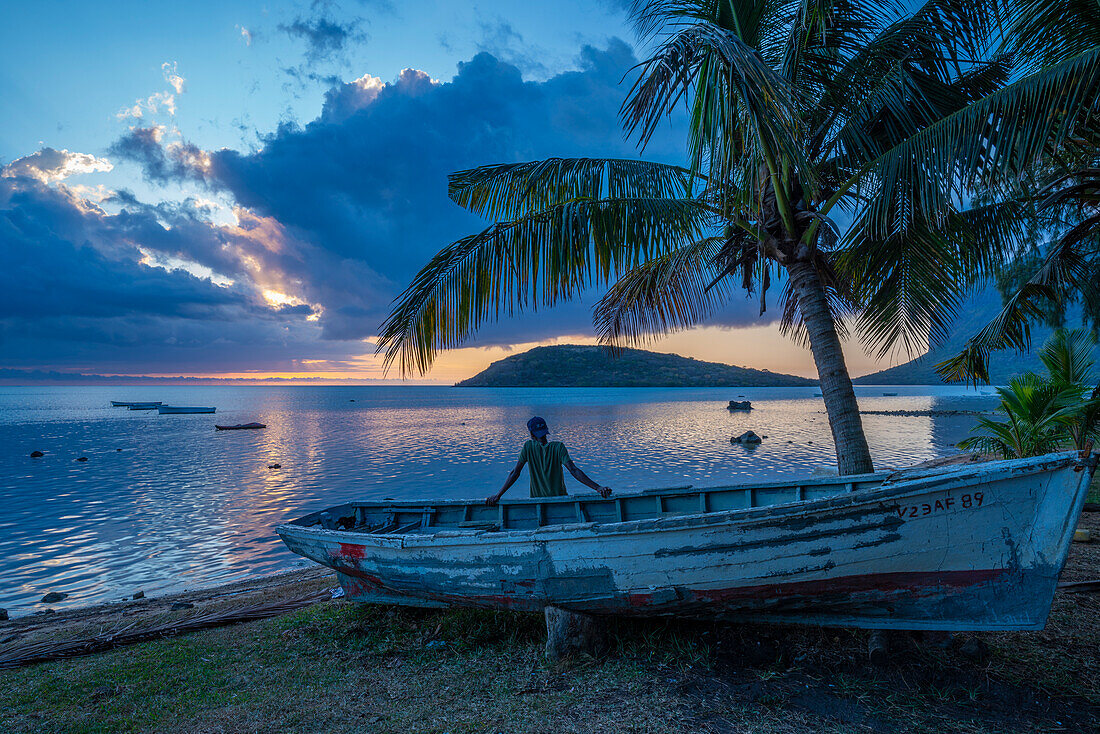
<box><xmin>956</xmin><ymin>373</ymin><xmax>1083</xmax><ymax>458</ymax></box>
<box><xmin>379</xmin><ymin>0</ymin><xmax>1100</xmax><ymax>476</ymax></box>
<box><xmin>1038</xmin><ymin>328</ymin><xmax>1100</xmax><ymax>451</ymax></box>
<box><xmin>957</xmin><ymin>329</ymin><xmax>1100</xmax><ymax>457</ymax></box>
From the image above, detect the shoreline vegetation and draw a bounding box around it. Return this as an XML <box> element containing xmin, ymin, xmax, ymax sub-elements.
<box><xmin>3</xmin><ymin>485</ymin><xmax>1099</xmax><ymax>733</ymax></box>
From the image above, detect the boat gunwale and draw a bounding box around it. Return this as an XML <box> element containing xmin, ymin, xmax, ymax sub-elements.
<box><xmin>287</xmin><ymin>471</ymin><xmax>891</xmax><ymax>518</ymax></box>
<box><xmin>276</xmin><ymin>452</ymin><xmax>1087</xmax><ymax>549</ymax></box>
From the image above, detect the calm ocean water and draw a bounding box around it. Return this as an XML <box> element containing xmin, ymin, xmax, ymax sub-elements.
<box><xmin>0</xmin><ymin>385</ymin><xmax>997</xmax><ymax>616</ymax></box>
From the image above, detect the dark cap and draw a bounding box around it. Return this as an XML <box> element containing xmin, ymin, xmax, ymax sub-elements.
<box><xmin>527</xmin><ymin>416</ymin><xmax>548</xmax><ymax>438</ymax></box>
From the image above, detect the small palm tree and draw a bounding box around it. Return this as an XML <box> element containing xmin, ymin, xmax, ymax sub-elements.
<box><xmin>379</xmin><ymin>1</ymin><xmax>1100</xmax><ymax>476</ymax></box>
<box><xmin>957</xmin><ymin>373</ymin><xmax>1083</xmax><ymax>458</ymax></box>
<box><xmin>1039</xmin><ymin>328</ymin><xmax>1100</xmax><ymax>450</ymax></box>
<box><xmin>958</xmin><ymin>329</ymin><xmax>1100</xmax><ymax>457</ymax></box>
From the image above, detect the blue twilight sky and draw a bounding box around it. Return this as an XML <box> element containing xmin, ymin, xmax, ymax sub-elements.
<box><xmin>0</xmin><ymin>0</ymin><xmax>902</xmax><ymax>381</ymax></box>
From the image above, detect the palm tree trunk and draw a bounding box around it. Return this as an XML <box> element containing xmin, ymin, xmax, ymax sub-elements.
<box><xmin>786</xmin><ymin>260</ymin><xmax>874</xmax><ymax>475</ymax></box>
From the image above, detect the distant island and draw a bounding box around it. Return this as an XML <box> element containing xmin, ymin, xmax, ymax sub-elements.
<box><xmin>456</xmin><ymin>345</ymin><xmax>816</xmax><ymax>387</ymax></box>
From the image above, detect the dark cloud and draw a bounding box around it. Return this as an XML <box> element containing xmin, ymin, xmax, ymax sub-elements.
<box><xmin>107</xmin><ymin>128</ymin><xmax>204</xmax><ymax>185</ymax></box>
<box><xmin>0</xmin><ymin>176</ymin><xmax>353</xmax><ymax>373</ymax></box>
<box><xmin>16</xmin><ymin>41</ymin><xmax>768</xmax><ymax>375</ymax></box>
<box><xmin>472</xmin><ymin>19</ymin><xmax>549</xmax><ymax>78</ymax></box>
<box><xmin>279</xmin><ymin>14</ymin><xmax>365</xmax><ymax>66</ymax></box>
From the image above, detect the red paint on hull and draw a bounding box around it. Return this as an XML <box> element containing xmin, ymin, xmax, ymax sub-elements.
<box><xmin>338</xmin><ymin>543</ymin><xmax>366</xmax><ymax>559</ymax></box>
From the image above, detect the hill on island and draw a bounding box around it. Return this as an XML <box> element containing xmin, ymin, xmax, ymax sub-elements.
<box><xmin>855</xmin><ymin>289</ymin><xmax>1100</xmax><ymax>385</ymax></box>
<box><xmin>456</xmin><ymin>345</ymin><xmax>816</xmax><ymax>387</ymax></box>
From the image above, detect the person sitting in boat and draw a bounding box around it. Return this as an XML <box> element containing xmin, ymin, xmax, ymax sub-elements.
<box><xmin>486</xmin><ymin>416</ymin><xmax>612</xmax><ymax>505</ymax></box>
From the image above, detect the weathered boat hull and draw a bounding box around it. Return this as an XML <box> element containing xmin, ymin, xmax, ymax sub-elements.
<box><xmin>111</xmin><ymin>401</ymin><xmax>162</xmax><ymax>407</ymax></box>
<box><xmin>157</xmin><ymin>406</ymin><xmax>216</xmax><ymax>414</ymax></box>
<box><xmin>277</xmin><ymin>453</ymin><xmax>1095</xmax><ymax>630</ymax></box>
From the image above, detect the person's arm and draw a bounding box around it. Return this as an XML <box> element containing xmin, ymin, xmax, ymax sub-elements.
<box><xmin>565</xmin><ymin>459</ymin><xmax>612</xmax><ymax>498</ymax></box>
<box><xmin>487</xmin><ymin>457</ymin><xmax>526</xmax><ymax>506</ymax></box>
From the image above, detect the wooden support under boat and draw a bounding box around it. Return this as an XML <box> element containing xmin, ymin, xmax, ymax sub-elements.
<box><xmin>276</xmin><ymin>451</ymin><xmax>1098</xmax><ymax>631</ymax></box>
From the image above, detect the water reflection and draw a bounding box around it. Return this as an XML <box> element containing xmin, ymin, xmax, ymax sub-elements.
<box><xmin>0</xmin><ymin>385</ymin><xmax>994</xmax><ymax>615</ymax></box>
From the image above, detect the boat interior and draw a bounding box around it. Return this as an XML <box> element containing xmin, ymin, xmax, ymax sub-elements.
<box><xmin>287</xmin><ymin>473</ymin><xmax>891</xmax><ymax>535</ymax></box>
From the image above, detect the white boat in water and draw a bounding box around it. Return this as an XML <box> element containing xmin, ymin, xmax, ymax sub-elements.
<box><xmin>157</xmin><ymin>406</ymin><xmax>216</xmax><ymax>414</ymax></box>
<box><xmin>278</xmin><ymin>451</ymin><xmax>1097</xmax><ymax>631</ymax></box>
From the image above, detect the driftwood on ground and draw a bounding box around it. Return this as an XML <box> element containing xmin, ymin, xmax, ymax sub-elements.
<box><xmin>0</xmin><ymin>591</ymin><xmax>328</xmax><ymax>670</ymax></box>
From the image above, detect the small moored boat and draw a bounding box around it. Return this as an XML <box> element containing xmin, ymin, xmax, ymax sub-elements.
<box><xmin>127</xmin><ymin>403</ymin><xmax>162</xmax><ymax>410</ymax></box>
<box><xmin>111</xmin><ymin>401</ymin><xmax>162</xmax><ymax>408</ymax></box>
<box><xmin>277</xmin><ymin>452</ymin><xmax>1097</xmax><ymax>631</ymax></box>
<box><xmin>215</xmin><ymin>423</ymin><xmax>266</xmax><ymax>430</ymax></box>
<box><xmin>158</xmin><ymin>406</ymin><xmax>216</xmax><ymax>414</ymax></box>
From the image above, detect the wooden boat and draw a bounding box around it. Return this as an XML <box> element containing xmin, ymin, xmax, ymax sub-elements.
<box><xmin>127</xmin><ymin>404</ymin><xmax>161</xmax><ymax>411</ymax></box>
<box><xmin>215</xmin><ymin>423</ymin><xmax>266</xmax><ymax>430</ymax></box>
<box><xmin>277</xmin><ymin>451</ymin><xmax>1097</xmax><ymax>631</ymax></box>
<box><xmin>111</xmin><ymin>401</ymin><xmax>161</xmax><ymax>407</ymax></box>
<box><xmin>157</xmin><ymin>406</ymin><xmax>216</xmax><ymax>414</ymax></box>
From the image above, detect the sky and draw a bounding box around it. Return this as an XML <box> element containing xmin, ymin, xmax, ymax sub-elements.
<box><xmin>0</xmin><ymin>0</ymin><xmax>912</xmax><ymax>382</ymax></box>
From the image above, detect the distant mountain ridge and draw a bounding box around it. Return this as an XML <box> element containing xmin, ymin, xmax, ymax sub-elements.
<box><xmin>456</xmin><ymin>345</ymin><xmax>816</xmax><ymax>387</ymax></box>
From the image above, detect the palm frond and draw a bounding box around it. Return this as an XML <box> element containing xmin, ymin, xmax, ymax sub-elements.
<box><xmin>844</xmin><ymin>191</ymin><xmax>1041</xmax><ymax>363</ymax></box>
<box><xmin>627</xmin><ymin>0</ymin><xmax>791</xmax><ymax>50</ymax></box>
<box><xmin>593</xmin><ymin>236</ymin><xmax>729</xmax><ymax>347</ymax></box>
<box><xmin>1040</xmin><ymin>328</ymin><xmax>1097</xmax><ymax>386</ymax></box>
<box><xmin>815</xmin><ymin>0</ymin><xmax>989</xmax><ymax>134</ymax></box>
<box><xmin>842</xmin><ymin>213</ymin><xmax>970</xmax><ymax>359</ymax></box>
<box><xmin>822</xmin><ymin>54</ymin><xmax>1014</xmax><ymax>168</ymax></box>
<box><xmin>448</xmin><ymin>158</ymin><xmax>703</xmax><ymax>221</ymax></box>
<box><xmin>853</xmin><ymin>48</ymin><xmax>1100</xmax><ymax>242</ymax></box>
<box><xmin>781</xmin><ymin>0</ymin><xmax>899</xmax><ymax>90</ymax></box>
<box><xmin>1000</xmin><ymin>0</ymin><xmax>1100</xmax><ymax>69</ymax></box>
<box><xmin>935</xmin><ymin>233</ymin><xmax>1093</xmax><ymax>383</ymax></box>
<box><xmin>377</xmin><ymin>197</ymin><xmax>712</xmax><ymax>374</ymax></box>
<box><xmin>621</xmin><ymin>19</ymin><xmax>806</xmax><ymax>185</ymax></box>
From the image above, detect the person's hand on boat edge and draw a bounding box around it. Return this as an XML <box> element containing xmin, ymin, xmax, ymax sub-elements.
<box><xmin>597</xmin><ymin>486</ymin><xmax>612</xmax><ymax>498</ymax></box>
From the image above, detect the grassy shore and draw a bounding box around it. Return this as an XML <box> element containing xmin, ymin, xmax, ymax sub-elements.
<box><xmin>3</xmin><ymin>506</ymin><xmax>1100</xmax><ymax>733</ymax></box>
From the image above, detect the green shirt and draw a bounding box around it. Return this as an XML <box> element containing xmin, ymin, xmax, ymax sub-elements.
<box><xmin>519</xmin><ymin>439</ymin><xmax>571</xmax><ymax>497</ymax></box>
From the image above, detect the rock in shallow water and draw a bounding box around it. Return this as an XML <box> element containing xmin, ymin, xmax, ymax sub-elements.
<box><xmin>731</xmin><ymin>430</ymin><xmax>763</xmax><ymax>444</ymax></box>
<box><xmin>133</xmin><ymin>590</ymin><xmax>145</xmax><ymax>600</ymax></box>
<box><xmin>41</xmin><ymin>592</ymin><xmax>68</xmax><ymax>603</ymax></box>
<box><xmin>30</xmin><ymin>450</ymin><xmax>44</xmax><ymax>458</ymax></box>
<box><xmin>727</xmin><ymin>400</ymin><xmax>752</xmax><ymax>411</ymax></box>
<box><xmin>0</xmin><ymin>608</ymin><xmax>8</xmax><ymax>621</ymax></box>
